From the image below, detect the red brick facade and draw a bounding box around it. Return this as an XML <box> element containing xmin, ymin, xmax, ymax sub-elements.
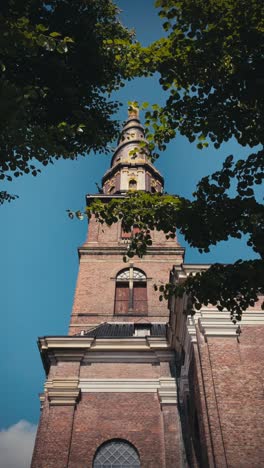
<box><xmin>69</xmin><ymin>393</ymin><xmax>170</xmax><ymax>468</ymax></box>
<box><xmin>31</xmin><ymin>112</ymin><xmax>264</xmax><ymax>467</ymax></box>
<box><xmin>32</xmin><ymin>393</ymin><xmax>169</xmax><ymax>468</ymax></box>
<box><xmin>31</xmin><ymin>209</ymin><xmax>185</xmax><ymax>467</ymax></box>
<box><xmin>189</xmin><ymin>328</ymin><xmax>264</xmax><ymax>468</ymax></box>
<box><xmin>169</xmin><ymin>264</ymin><xmax>264</xmax><ymax>468</ymax></box>
<box><xmin>31</xmin><ymin>111</ymin><xmax>187</xmax><ymax>467</ymax></box>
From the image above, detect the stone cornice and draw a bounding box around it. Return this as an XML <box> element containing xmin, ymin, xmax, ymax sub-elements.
<box><xmin>197</xmin><ymin>310</ymin><xmax>264</xmax><ymax>340</ymax></box>
<box><xmin>89</xmin><ymin>337</ymin><xmax>169</xmax><ymax>350</ymax></box>
<box><xmin>39</xmin><ymin>335</ymin><xmax>173</xmax><ymax>373</ymax></box>
<box><xmin>39</xmin><ymin>335</ymin><xmax>170</xmax><ymax>352</ymax></box>
<box><xmin>86</xmin><ymin>194</ymin><xmax>126</xmax><ymax>205</ymax></box>
<box><xmin>39</xmin><ymin>337</ymin><xmax>94</xmax><ymax>350</ymax></box>
<box><xmin>78</xmin><ymin>246</ymin><xmax>185</xmax><ymax>257</ymax></box>
<box><xmin>101</xmin><ymin>160</ymin><xmax>164</xmax><ymax>185</ymax></box>
<box><xmin>82</xmin><ymin>350</ymin><xmax>175</xmax><ymax>364</ymax></box>
<box><xmin>172</xmin><ymin>263</ymin><xmax>212</xmax><ymax>282</ymax></box>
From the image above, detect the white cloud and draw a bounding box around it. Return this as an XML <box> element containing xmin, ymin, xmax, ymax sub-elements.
<box><xmin>0</xmin><ymin>420</ymin><xmax>37</xmax><ymax>468</ymax></box>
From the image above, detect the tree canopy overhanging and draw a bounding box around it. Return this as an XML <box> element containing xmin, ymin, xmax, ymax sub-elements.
<box><xmin>84</xmin><ymin>0</ymin><xmax>264</xmax><ymax>320</ymax></box>
<box><xmin>0</xmin><ymin>0</ymin><xmax>133</xmax><ymax>203</ymax></box>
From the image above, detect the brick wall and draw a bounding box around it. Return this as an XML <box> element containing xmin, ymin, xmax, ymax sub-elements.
<box><xmin>32</xmin><ymin>359</ymin><xmax>183</xmax><ymax>468</ymax></box>
<box><xmin>80</xmin><ymin>362</ymin><xmax>170</xmax><ymax>379</ymax></box>
<box><xmin>69</xmin><ymin>254</ymin><xmax>182</xmax><ymax>334</ymax></box>
<box><xmin>69</xmin><ymin>392</ymin><xmax>166</xmax><ymax>468</ymax></box>
<box><xmin>32</xmin><ymin>402</ymin><xmax>75</xmax><ymax>468</ymax></box>
<box><xmin>68</xmin><ymin>216</ymin><xmax>184</xmax><ymax>334</ymax></box>
<box><xmin>191</xmin><ymin>326</ymin><xmax>264</xmax><ymax>468</ymax></box>
<box><xmin>85</xmin><ymin>217</ymin><xmax>180</xmax><ymax>247</ymax></box>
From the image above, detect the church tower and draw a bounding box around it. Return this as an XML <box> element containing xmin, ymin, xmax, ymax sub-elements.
<box><xmin>31</xmin><ymin>108</ymin><xmax>187</xmax><ymax>467</ymax></box>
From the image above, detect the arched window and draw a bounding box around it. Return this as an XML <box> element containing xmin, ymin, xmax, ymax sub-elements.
<box><xmin>93</xmin><ymin>439</ymin><xmax>140</xmax><ymax>468</ymax></box>
<box><xmin>114</xmin><ymin>267</ymin><xmax>147</xmax><ymax>315</ymax></box>
<box><xmin>129</xmin><ymin>179</ymin><xmax>137</xmax><ymax>190</ymax></box>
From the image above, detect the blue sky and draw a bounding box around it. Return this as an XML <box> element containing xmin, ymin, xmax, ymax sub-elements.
<box><xmin>0</xmin><ymin>1</ymin><xmax>260</xmax><ymax>460</ymax></box>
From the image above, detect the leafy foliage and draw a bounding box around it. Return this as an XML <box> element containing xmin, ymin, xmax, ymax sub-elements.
<box><xmin>122</xmin><ymin>0</ymin><xmax>264</xmax><ymax>152</ymax></box>
<box><xmin>0</xmin><ymin>0</ymin><xmax>133</xmax><ymax>198</ymax></box>
<box><xmin>81</xmin><ymin>1</ymin><xmax>264</xmax><ymax>318</ymax></box>
<box><xmin>0</xmin><ymin>191</ymin><xmax>18</xmax><ymax>205</ymax></box>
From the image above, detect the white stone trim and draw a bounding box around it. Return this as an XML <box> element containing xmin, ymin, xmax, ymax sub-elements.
<box><xmin>45</xmin><ymin>377</ymin><xmax>177</xmax><ymax>404</ymax></box>
<box><xmin>39</xmin><ymin>336</ymin><xmax>170</xmax><ymax>352</ymax></box>
<box><xmin>197</xmin><ymin>310</ymin><xmax>264</xmax><ymax>340</ymax></box>
<box><xmin>39</xmin><ymin>336</ymin><xmax>175</xmax><ymax>374</ymax></box>
<box><xmin>158</xmin><ymin>377</ymin><xmax>178</xmax><ymax>405</ymax></box>
<box><xmin>46</xmin><ymin>379</ymin><xmax>80</xmax><ymax>406</ymax></box>
<box><xmin>39</xmin><ymin>393</ymin><xmax>45</xmax><ymax>410</ymax></box>
<box><xmin>199</xmin><ymin>309</ymin><xmax>264</xmax><ymax>325</ymax></box>
<box><xmin>79</xmin><ymin>246</ymin><xmax>185</xmax><ymax>257</ymax></box>
<box><xmin>78</xmin><ymin>377</ymin><xmax>177</xmax><ymax>401</ymax></box>
<box><xmin>83</xmin><ymin>350</ymin><xmax>175</xmax><ymax>364</ymax></box>
<box><xmin>39</xmin><ymin>337</ymin><xmax>94</xmax><ymax>350</ymax></box>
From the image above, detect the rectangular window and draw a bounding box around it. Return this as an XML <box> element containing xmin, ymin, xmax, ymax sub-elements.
<box><xmin>114</xmin><ymin>282</ymin><xmax>129</xmax><ymax>313</ymax></box>
<box><xmin>133</xmin><ymin>282</ymin><xmax>148</xmax><ymax>313</ymax></box>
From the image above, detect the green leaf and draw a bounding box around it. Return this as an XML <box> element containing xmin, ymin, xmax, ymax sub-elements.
<box><xmin>49</xmin><ymin>31</ymin><xmax>62</xmax><ymax>38</ymax></box>
<box><xmin>163</xmin><ymin>22</ymin><xmax>171</xmax><ymax>31</ymax></box>
<box><xmin>36</xmin><ymin>24</ymin><xmax>48</xmax><ymax>32</ymax></box>
<box><xmin>63</xmin><ymin>36</ymin><xmax>75</xmax><ymax>43</ymax></box>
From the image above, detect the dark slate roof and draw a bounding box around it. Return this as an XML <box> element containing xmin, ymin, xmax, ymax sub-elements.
<box><xmin>77</xmin><ymin>323</ymin><xmax>167</xmax><ymax>338</ymax></box>
<box><xmin>85</xmin><ymin>323</ymin><xmax>134</xmax><ymax>338</ymax></box>
<box><xmin>151</xmin><ymin>324</ymin><xmax>167</xmax><ymax>336</ymax></box>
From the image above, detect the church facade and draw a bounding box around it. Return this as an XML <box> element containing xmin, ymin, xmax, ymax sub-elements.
<box><xmin>31</xmin><ymin>109</ymin><xmax>264</xmax><ymax>468</ymax></box>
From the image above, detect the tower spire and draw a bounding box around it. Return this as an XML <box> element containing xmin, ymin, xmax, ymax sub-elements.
<box><xmin>127</xmin><ymin>102</ymin><xmax>140</xmax><ymax>119</ymax></box>
<box><xmin>101</xmin><ymin>104</ymin><xmax>164</xmax><ymax>194</ymax></box>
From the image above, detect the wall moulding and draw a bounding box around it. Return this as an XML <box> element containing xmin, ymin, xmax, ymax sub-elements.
<box><xmin>78</xmin><ymin>377</ymin><xmax>177</xmax><ymax>398</ymax></box>
<box><xmin>46</xmin><ymin>379</ymin><xmax>80</xmax><ymax>406</ymax></box>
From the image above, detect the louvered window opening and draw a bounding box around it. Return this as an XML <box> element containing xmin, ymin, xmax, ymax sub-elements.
<box><xmin>115</xmin><ymin>268</ymin><xmax>147</xmax><ymax>315</ymax></box>
<box><xmin>93</xmin><ymin>439</ymin><xmax>140</xmax><ymax>468</ymax></box>
<box><xmin>121</xmin><ymin>225</ymin><xmax>140</xmax><ymax>240</ymax></box>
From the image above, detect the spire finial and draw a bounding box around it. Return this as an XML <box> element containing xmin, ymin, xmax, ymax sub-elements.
<box><xmin>128</xmin><ymin>102</ymin><xmax>139</xmax><ymax>119</ymax></box>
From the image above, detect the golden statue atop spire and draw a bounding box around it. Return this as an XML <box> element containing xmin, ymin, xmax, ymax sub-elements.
<box><xmin>128</xmin><ymin>101</ymin><xmax>139</xmax><ymax>119</ymax></box>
